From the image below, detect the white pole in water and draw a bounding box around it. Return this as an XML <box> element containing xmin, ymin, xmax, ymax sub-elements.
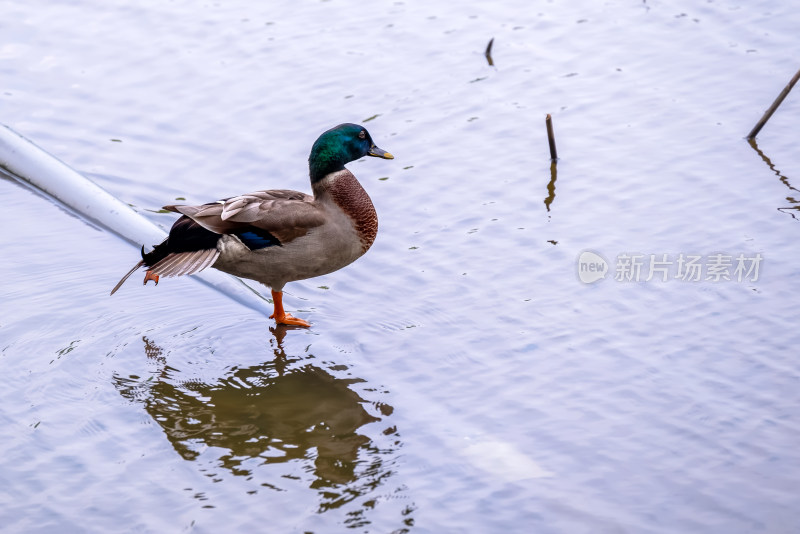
<box><xmin>0</xmin><ymin>123</ymin><xmax>273</xmax><ymax>316</ymax></box>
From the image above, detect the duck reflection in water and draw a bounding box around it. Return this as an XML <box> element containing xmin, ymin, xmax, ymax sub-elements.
<box><xmin>114</xmin><ymin>326</ymin><xmax>400</xmax><ymax>506</ymax></box>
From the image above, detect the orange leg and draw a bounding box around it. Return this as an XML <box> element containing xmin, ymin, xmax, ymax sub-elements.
<box><xmin>269</xmin><ymin>290</ymin><xmax>311</xmax><ymax>327</ymax></box>
<box><xmin>143</xmin><ymin>270</ymin><xmax>160</xmax><ymax>286</ymax></box>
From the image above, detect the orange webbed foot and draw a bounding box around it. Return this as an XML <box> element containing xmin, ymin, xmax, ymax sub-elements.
<box><xmin>269</xmin><ymin>312</ymin><xmax>311</xmax><ymax>327</ymax></box>
<box><xmin>269</xmin><ymin>289</ymin><xmax>310</xmax><ymax>327</ymax></box>
<box><xmin>143</xmin><ymin>271</ymin><xmax>160</xmax><ymax>286</ymax></box>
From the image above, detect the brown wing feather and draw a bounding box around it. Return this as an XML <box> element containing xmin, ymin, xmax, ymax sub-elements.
<box><xmin>163</xmin><ymin>189</ymin><xmax>324</xmax><ymax>245</ymax></box>
<box><xmin>149</xmin><ymin>249</ymin><xmax>221</xmax><ymax>278</ymax></box>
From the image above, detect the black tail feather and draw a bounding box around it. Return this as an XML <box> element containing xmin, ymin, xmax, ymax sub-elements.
<box><xmin>141</xmin><ymin>216</ymin><xmax>221</xmax><ymax>267</ymax></box>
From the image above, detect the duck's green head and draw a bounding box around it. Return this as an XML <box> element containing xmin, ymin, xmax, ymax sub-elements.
<box><xmin>309</xmin><ymin>123</ymin><xmax>393</xmax><ymax>183</ymax></box>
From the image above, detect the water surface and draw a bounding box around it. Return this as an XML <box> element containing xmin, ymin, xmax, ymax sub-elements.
<box><xmin>1</xmin><ymin>0</ymin><xmax>799</xmax><ymax>532</ymax></box>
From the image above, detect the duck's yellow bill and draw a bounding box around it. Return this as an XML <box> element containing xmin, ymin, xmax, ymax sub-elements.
<box><xmin>368</xmin><ymin>145</ymin><xmax>394</xmax><ymax>159</ymax></box>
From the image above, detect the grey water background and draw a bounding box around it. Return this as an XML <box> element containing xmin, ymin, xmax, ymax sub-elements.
<box><xmin>2</xmin><ymin>0</ymin><xmax>799</xmax><ymax>532</ymax></box>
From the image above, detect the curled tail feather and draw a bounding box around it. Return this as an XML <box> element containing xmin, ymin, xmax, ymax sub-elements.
<box><xmin>110</xmin><ymin>260</ymin><xmax>145</xmax><ymax>295</ymax></box>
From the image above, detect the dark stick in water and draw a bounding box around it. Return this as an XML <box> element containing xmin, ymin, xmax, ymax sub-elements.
<box><xmin>546</xmin><ymin>114</ymin><xmax>558</xmax><ymax>161</ymax></box>
<box><xmin>747</xmin><ymin>67</ymin><xmax>800</xmax><ymax>140</ymax></box>
<box><xmin>485</xmin><ymin>38</ymin><xmax>494</xmax><ymax>66</ymax></box>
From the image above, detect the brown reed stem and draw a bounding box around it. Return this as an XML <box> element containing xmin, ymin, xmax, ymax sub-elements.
<box><xmin>546</xmin><ymin>114</ymin><xmax>558</xmax><ymax>161</ymax></box>
<box><xmin>747</xmin><ymin>67</ymin><xmax>800</xmax><ymax>140</ymax></box>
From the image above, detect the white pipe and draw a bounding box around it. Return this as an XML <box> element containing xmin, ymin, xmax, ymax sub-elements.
<box><xmin>0</xmin><ymin>123</ymin><xmax>272</xmax><ymax>316</ymax></box>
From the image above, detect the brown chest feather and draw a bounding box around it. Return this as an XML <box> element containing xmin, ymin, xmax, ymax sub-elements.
<box><xmin>328</xmin><ymin>174</ymin><xmax>378</xmax><ymax>252</ymax></box>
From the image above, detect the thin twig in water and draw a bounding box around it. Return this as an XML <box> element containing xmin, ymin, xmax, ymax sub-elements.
<box><xmin>485</xmin><ymin>38</ymin><xmax>494</xmax><ymax>66</ymax></box>
<box><xmin>747</xmin><ymin>67</ymin><xmax>800</xmax><ymax>139</ymax></box>
<box><xmin>546</xmin><ymin>114</ymin><xmax>558</xmax><ymax>161</ymax></box>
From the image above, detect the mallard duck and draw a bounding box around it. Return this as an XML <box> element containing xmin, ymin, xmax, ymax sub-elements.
<box><xmin>111</xmin><ymin>123</ymin><xmax>394</xmax><ymax>327</ymax></box>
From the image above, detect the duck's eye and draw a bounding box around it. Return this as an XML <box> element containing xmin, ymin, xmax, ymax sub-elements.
<box><xmin>358</xmin><ymin>130</ymin><xmax>366</xmax><ymax>139</ymax></box>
